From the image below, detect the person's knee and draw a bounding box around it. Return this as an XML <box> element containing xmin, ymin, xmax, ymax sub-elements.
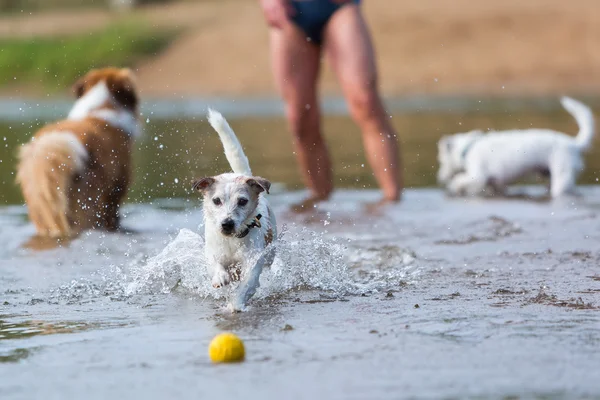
<box><xmin>346</xmin><ymin>84</ymin><xmax>382</xmax><ymax>124</ymax></box>
<box><xmin>285</xmin><ymin>102</ymin><xmax>320</xmax><ymax>144</ymax></box>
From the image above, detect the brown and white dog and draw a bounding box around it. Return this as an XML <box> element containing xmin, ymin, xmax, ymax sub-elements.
<box><xmin>16</xmin><ymin>67</ymin><xmax>140</xmax><ymax>238</ymax></box>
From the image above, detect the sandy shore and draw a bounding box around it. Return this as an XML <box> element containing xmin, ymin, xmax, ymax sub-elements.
<box><xmin>1</xmin><ymin>0</ymin><xmax>599</xmax><ymax>98</ymax></box>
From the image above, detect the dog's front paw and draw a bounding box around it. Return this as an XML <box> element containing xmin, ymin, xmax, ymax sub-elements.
<box><xmin>444</xmin><ymin>186</ymin><xmax>462</xmax><ymax>198</ymax></box>
<box><xmin>212</xmin><ymin>269</ymin><xmax>231</xmax><ymax>288</ymax></box>
<box><xmin>227</xmin><ymin>301</ymin><xmax>245</xmax><ymax>313</ymax></box>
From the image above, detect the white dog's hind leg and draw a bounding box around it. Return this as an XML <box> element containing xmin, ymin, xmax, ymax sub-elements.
<box><xmin>550</xmin><ymin>168</ymin><xmax>577</xmax><ymax>198</ymax></box>
<box><xmin>447</xmin><ymin>172</ymin><xmax>488</xmax><ymax>197</ymax></box>
<box><xmin>549</xmin><ymin>151</ymin><xmax>581</xmax><ymax>198</ymax></box>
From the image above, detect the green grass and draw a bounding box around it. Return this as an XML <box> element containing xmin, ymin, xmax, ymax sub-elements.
<box><xmin>1</xmin><ymin>0</ymin><xmax>102</xmax><ymax>13</ymax></box>
<box><xmin>0</xmin><ymin>20</ymin><xmax>178</xmax><ymax>91</ymax></box>
<box><xmin>0</xmin><ymin>0</ymin><xmax>174</xmax><ymax>14</ymax></box>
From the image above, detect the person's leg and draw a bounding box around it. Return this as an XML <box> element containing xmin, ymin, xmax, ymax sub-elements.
<box><xmin>324</xmin><ymin>3</ymin><xmax>402</xmax><ymax>202</ymax></box>
<box><xmin>269</xmin><ymin>24</ymin><xmax>333</xmax><ymax>203</ymax></box>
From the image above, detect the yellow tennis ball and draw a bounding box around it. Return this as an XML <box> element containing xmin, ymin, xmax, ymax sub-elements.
<box><xmin>209</xmin><ymin>333</ymin><xmax>245</xmax><ymax>363</ymax></box>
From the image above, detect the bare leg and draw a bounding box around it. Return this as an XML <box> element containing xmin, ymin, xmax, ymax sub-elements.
<box><xmin>269</xmin><ymin>23</ymin><xmax>333</xmax><ymax>206</ymax></box>
<box><xmin>325</xmin><ymin>4</ymin><xmax>403</xmax><ymax>202</ymax></box>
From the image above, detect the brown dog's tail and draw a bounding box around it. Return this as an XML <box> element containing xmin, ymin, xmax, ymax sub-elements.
<box><xmin>16</xmin><ymin>132</ymin><xmax>88</xmax><ymax>238</ymax></box>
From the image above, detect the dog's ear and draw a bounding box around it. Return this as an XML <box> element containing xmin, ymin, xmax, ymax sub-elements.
<box><xmin>193</xmin><ymin>177</ymin><xmax>216</xmax><ymax>192</ymax></box>
<box><xmin>72</xmin><ymin>77</ymin><xmax>86</xmax><ymax>99</ymax></box>
<box><xmin>107</xmin><ymin>73</ymin><xmax>138</xmax><ymax>112</ymax></box>
<box><xmin>246</xmin><ymin>177</ymin><xmax>271</xmax><ymax>194</ymax></box>
<box><xmin>445</xmin><ymin>138</ymin><xmax>453</xmax><ymax>152</ymax></box>
<box><xmin>439</xmin><ymin>136</ymin><xmax>453</xmax><ymax>152</ymax></box>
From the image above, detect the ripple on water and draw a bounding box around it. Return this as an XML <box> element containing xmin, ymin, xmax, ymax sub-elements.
<box><xmin>0</xmin><ymin>318</ymin><xmax>129</xmax><ymax>341</ymax></box>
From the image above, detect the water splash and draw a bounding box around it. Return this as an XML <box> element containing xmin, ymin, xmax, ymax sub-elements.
<box><xmin>48</xmin><ymin>227</ymin><xmax>420</xmax><ymax>306</ymax></box>
<box><xmin>122</xmin><ymin>228</ymin><xmax>357</xmax><ymax>301</ymax></box>
<box><xmin>124</xmin><ymin>227</ymin><xmax>419</xmax><ymax>301</ymax></box>
<box><xmin>124</xmin><ymin>228</ymin><xmax>209</xmax><ymax>297</ymax></box>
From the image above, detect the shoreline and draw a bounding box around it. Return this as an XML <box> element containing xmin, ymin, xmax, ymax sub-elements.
<box><xmin>1</xmin><ymin>94</ymin><xmax>599</xmax><ymax>121</ymax></box>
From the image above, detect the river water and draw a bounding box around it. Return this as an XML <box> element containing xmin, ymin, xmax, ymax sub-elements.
<box><xmin>1</xmin><ymin>103</ymin><xmax>599</xmax><ymax>399</ymax></box>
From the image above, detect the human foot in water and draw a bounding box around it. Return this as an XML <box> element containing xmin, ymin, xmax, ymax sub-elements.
<box><xmin>289</xmin><ymin>195</ymin><xmax>329</xmax><ymax>214</ymax></box>
<box><xmin>363</xmin><ymin>195</ymin><xmax>401</xmax><ymax>215</ymax></box>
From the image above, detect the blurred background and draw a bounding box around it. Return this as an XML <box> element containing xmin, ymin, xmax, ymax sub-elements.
<box><xmin>0</xmin><ymin>0</ymin><xmax>598</xmax><ymax>203</ymax></box>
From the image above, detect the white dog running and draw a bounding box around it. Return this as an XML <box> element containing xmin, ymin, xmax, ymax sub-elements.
<box><xmin>437</xmin><ymin>96</ymin><xmax>595</xmax><ymax>198</ymax></box>
<box><xmin>193</xmin><ymin>109</ymin><xmax>277</xmax><ymax>311</ymax></box>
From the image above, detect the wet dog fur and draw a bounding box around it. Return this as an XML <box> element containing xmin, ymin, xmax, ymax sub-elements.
<box><xmin>16</xmin><ymin>67</ymin><xmax>140</xmax><ymax>238</ymax></box>
<box><xmin>193</xmin><ymin>110</ymin><xmax>277</xmax><ymax>293</ymax></box>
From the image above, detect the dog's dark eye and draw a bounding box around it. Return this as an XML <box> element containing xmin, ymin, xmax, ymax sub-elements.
<box><xmin>212</xmin><ymin>197</ymin><xmax>222</xmax><ymax>206</ymax></box>
<box><xmin>237</xmin><ymin>198</ymin><xmax>248</xmax><ymax>207</ymax></box>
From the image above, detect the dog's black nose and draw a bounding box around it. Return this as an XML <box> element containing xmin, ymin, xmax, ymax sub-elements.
<box><xmin>221</xmin><ymin>219</ymin><xmax>235</xmax><ymax>234</ymax></box>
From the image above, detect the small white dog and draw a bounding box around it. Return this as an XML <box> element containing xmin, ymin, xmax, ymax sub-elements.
<box><xmin>194</xmin><ymin>109</ymin><xmax>277</xmax><ymax>310</ymax></box>
<box><xmin>437</xmin><ymin>96</ymin><xmax>595</xmax><ymax>198</ymax></box>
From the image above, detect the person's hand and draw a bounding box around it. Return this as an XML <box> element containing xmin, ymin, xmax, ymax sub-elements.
<box><xmin>259</xmin><ymin>0</ymin><xmax>295</xmax><ymax>29</ymax></box>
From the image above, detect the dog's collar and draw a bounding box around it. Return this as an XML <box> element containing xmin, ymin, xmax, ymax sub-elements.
<box><xmin>235</xmin><ymin>214</ymin><xmax>262</xmax><ymax>239</ymax></box>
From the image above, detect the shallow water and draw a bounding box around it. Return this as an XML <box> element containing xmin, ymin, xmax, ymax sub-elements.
<box><xmin>1</xmin><ymin>106</ymin><xmax>600</xmax><ymax>399</ymax></box>
<box><xmin>2</xmin><ymin>188</ymin><xmax>600</xmax><ymax>399</ymax></box>
<box><xmin>1</xmin><ymin>103</ymin><xmax>599</xmax><ymax>204</ymax></box>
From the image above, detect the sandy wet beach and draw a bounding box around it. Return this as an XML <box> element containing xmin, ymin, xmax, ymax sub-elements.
<box><xmin>1</xmin><ymin>188</ymin><xmax>599</xmax><ymax>399</ymax></box>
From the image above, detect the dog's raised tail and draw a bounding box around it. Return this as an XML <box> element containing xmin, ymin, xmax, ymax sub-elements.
<box><xmin>207</xmin><ymin>109</ymin><xmax>252</xmax><ymax>176</ymax></box>
<box><xmin>561</xmin><ymin>96</ymin><xmax>595</xmax><ymax>151</ymax></box>
<box><xmin>16</xmin><ymin>132</ymin><xmax>88</xmax><ymax>238</ymax></box>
